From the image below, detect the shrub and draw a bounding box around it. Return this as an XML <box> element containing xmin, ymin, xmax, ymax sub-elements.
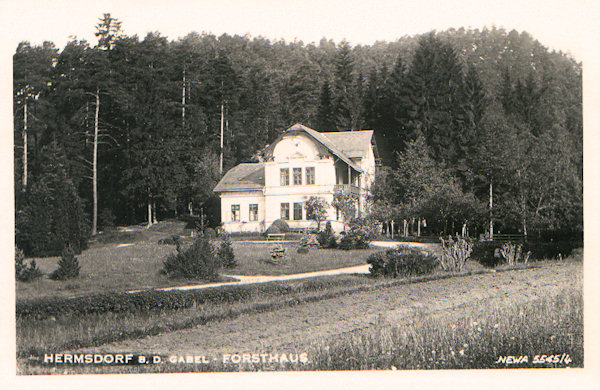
<box><xmin>522</xmin><ymin>241</ymin><xmax>580</xmax><ymax>260</ymax></box>
<box><xmin>471</xmin><ymin>241</ymin><xmax>504</xmax><ymax>268</ymax></box>
<box><xmin>499</xmin><ymin>242</ymin><xmax>530</xmax><ymax>265</ymax></box>
<box><xmin>299</xmin><ymin>234</ymin><xmax>320</xmax><ymax>248</ymax></box>
<box><xmin>158</xmin><ymin>235</ymin><xmax>181</xmax><ymax>245</ymax></box>
<box><xmin>217</xmin><ymin>236</ymin><xmax>236</xmax><ymax>268</ymax></box>
<box><xmin>265</xmin><ymin>219</ymin><xmax>290</xmax><ymax>235</ymax></box>
<box><xmin>99</xmin><ymin>208</ymin><xmax>116</xmax><ymax>230</ymax></box>
<box><xmin>339</xmin><ymin>218</ymin><xmax>378</xmax><ymax>250</ymax></box>
<box><xmin>297</xmin><ymin>247</ymin><xmax>309</xmax><ymax>254</ymax></box>
<box><xmin>15</xmin><ymin>247</ymin><xmax>43</xmax><ymax>282</ymax></box>
<box><xmin>367</xmin><ymin>247</ymin><xmax>438</xmax><ymax>277</ymax></box>
<box><xmin>439</xmin><ymin>236</ymin><xmax>473</xmax><ymax>271</ymax></box>
<box><xmin>204</xmin><ymin>227</ymin><xmax>217</xmax><ymax>240</ymax></box>
<box><xmin>317</xmin><ymin>222</ymin><xmax>337</xmax><ymax>248</ymax></box>
<box><xmin>50</xmin><ymin>245</ymin><xmax>81</xmax><ymax>280</ymax></box>
<box><xmin>162</xmin><ymin>236</ymin><xmax>221</xmax><ymax>280</ymax></box>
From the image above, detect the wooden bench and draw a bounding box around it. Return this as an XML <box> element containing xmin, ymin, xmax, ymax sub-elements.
<box><xmin>267</xmin><ymin>233</ymin><xmax>285</xmax><ymax>241</ymax></box>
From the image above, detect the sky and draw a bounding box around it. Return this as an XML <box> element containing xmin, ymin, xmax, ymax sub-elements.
<box><xmin>0</xmin><ymin>0</ymin><xmax>595</xmax><ymax>60</ymax></box>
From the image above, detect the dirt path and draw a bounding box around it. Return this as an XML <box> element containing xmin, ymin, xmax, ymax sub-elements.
<box><xmin>81</xmin><ymin>262</ymin><xmax>581</xmax><ymax>357</ymax></box>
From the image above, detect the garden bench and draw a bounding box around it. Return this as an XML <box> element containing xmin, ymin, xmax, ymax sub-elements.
<box><xmin>267</xmin><ymin>233</ymin><xmax>285</xmax><ymax>241</ymax></box>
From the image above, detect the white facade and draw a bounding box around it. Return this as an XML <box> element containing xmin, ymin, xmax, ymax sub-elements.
<box><xmin>214</xmin><ymin>124</ymin><xmax>377</xmax><ymax>233</ymax></box>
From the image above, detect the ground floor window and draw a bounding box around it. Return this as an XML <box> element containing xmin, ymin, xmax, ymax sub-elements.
<box><xmin>280</xmin><ymin>203</ymin><xmax>290</xmax><ymax>220</ymax></box>
<box><xmin>231</xmin><ymin>204</ymin><xmax>240</xmax><ymax>221</ymax></box>
<box><xmin>293</xmin><ymin>202</ymin><xmax>303</xmax><ymax>220</ymax></box>
<box><xmin>249</xmin><ymin>204</ymin><xmax>258</xmax><ymax>221</ymax></box>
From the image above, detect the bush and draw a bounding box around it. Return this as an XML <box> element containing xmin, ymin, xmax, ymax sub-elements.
<box><xmin>158</xmin><ymin>235</ymin><xmax>181</xmax><ymax>245</ymax></box>
<box><xmin>162</xmin><ymin>236</ymin><xmax>221</xmax><ymax>280</ymax></box>
<box><xmin>265</xmin><ymin>219</ymin><xmax>290</xmax><ymax>235</ymax></box>
<box><xmin>204</xmin><ymin>227</ymin><xmax>217</xmax><ymax>240</ymax></box>
<box><xmin>522</xmin><ymin>241</ymin><xmax>580</xmax><ymax>260</ymax></box>
<box><xmin>49</xmin><ymin>245</ymin><xmax>81</xmax><ymax>280</ymax></box>
<box><xmin>317</xmin><ymin>221</ymin><xmax>337</xmax><ymax>248</ymax></box>
<box><xmin>471</xmin><ymin>241</ymin><xmax>504</xmax><ymax>268</ymax></box>
<box><xmin>439</xmin><ymin>236</ymin><xmax>473</xmax><ymax>271</ymax></box>
<box><xmin>367</xmin><ymin>247</ymin><xmax>439</xmax><ymax>277</ymax></box>
<box><xmin>297</xmin><ymin>247</ymin><xmax>309</xmax><ymax>254</ymax></box>
<box><xmin>217</xmin><ymin>236</ymin><xmax>236</xmax><ymax>268</ymax></box>
<box><xmin>15</xmin><ymin>247</ymin><xmax>43</xmax><ymax>282</ymax></box>
<box><xmin>499</xmin><ymin>242</ymin><xmax>530</xmax><ymax>265</ymax></box>
<box><xmin>339</xmin><ymin>218</ymin><xmax>378</xmax><ymax>250</ymax></box>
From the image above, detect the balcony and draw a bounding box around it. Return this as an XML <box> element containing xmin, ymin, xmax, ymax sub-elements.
<box><xmin>333</xmin><ymin>184</ymin><xmax>360</xmax><ymax>196</ymax></box>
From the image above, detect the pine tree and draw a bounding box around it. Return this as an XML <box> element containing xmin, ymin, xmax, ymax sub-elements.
<box><xmin>50</xmin><ymin>245</ymin><xmax>81</xmax><ymax>280</ymax></box>
<box><xmin>316</xmin><ymin>81</ymin><xmax>336</xmax><ymax>130</ymax></box>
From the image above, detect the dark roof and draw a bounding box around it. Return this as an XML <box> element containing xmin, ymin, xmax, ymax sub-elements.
<box><xmin>213</xmin><ymin>163</ymin><xmax>265</xmax><ymax>192</ymax></box>
<box><xmin>321</xmin><ymin>130</ymin><xmax>374</xmax><ymax>159</ymax></box>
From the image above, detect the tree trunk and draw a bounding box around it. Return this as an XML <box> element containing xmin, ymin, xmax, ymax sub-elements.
<box><xmin>22</xmin><ymin>99</ymin><xmax>28</xmax><ymax>192</ymax></box>
<box><xmin>181</xmin><ymin>67</ymin><xmax>186</xmax><ymax>129</ymax></box>
<box><xmin>220</xmin><ymin>102</ymin><xmax>224</xmax><ymax>175</ymax></box>
<box><xmin>489</xmin><ymin>180</ymin><xmax>494</xmax><ymax>239</ymax></box>
<box><xmin>147</xmin><ymin>194</ymin><xmax>153</xmax><ymax>228</ymax></box>
<box><xmin>91</xmin><ymin>89</ymin><xmax>99</xmax><ymax>236</ymax></box>
<box><xmin>152</xmin><ymin>200</ymin><xmax>158</xmax><ymax>224</ymax></box>
<box><xmin>417</xmin><ymin>218</ymin><xmax>421</xmax><ymax>237</ymax></box>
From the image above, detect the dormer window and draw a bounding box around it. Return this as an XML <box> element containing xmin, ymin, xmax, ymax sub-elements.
<box><xmin>280</xmin><ymin>168</ymin><xmax>289</xmax><ymax>186</ymax></box>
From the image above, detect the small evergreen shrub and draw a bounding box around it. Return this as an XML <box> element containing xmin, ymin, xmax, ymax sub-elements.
<box><xmin>297</xmin><ymin>247</ymin><xmax>309</xmax><ymax>254</ymax></box>
<box><xmin>15</xmin><ymin>247</ymin><xmax>43</xmax><ymax>282</ymax></box>
<box><xmin>317</xmin><ymin>221</ymin><xmax>337</xmax><ymax>248</ymax></box>
<box><xmin>50</xmin><ymin>245</ymin><xmax>81</xmax><ymax>280</ymax></box>
<box><xmin>217</xmin><ymin>236</ymin><xmax>236</xmax><ymax>268</ymax></box>
<box><xmin>367</xmin><ymin>247</ymin><xmax>439</xmax><ymax>277</ymax></box>
<box><xmin>162</xmin><ymin>236</ymin><xmax>221</xmax><ymax>280</ymax></box>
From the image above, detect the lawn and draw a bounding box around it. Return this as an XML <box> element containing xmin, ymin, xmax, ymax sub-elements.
<box><xmin>16</xmin><ymin>221</ymin><xmax>379</xmax><ymax>300</ymax></box>
<box><xmin>226</xmin><ymin>242</ymin><xmax>380</xmax><ymax>276</ymax></box>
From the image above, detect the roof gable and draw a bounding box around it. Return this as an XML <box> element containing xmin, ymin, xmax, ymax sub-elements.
<box><xmin>267</xmin><ymin>123</ymin><xmax>371</xmax><ymax>173</ymax></box>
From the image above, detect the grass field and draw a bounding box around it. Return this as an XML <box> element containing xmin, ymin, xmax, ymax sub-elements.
<box><xmin>308</xmin><ymin>287</ymin><xmax>583</xmax><ymax>370</ymax></box>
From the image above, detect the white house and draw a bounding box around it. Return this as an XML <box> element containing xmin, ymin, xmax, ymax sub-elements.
<box><xmin>213</xmin><ymin>123</ymin><xmax>378</xmax><ymax>233</ymax></box>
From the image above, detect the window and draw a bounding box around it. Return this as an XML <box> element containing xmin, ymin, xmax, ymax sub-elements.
<box><xmin>231</xmin><ymin>205</ymin><xmax>240</xmax><ymax>221</ymax></box>
<box><xmin>293</xmin><ymin>168</ymin><xmax>302</xmax><ymax>185</ymax></box>
<box><xmin>305</xmin><ymin>167</ymin><xmax>315</xmax><ymax>185</ymax></box>
<box><xmin>280</xmin><ymin>168</ymin><xmax>289</xmax><ymax>186</ymax></box>
<box><xmin>249</xmin><ymin>204</ymin><xmax>258</xmax><ymax>221</ymax></box>
<box><xmin>280</xmin><ymin>203</ymin><xmax>290</xmax><ymax>220</ymax></box>
<box><xmin>293</xmin><ymin>202</ymin><xmax>303</xmax><ymax>220</ymax></box>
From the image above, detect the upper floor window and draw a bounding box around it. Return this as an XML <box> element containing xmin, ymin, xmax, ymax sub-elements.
<box><xmin>305</xmin><ymin>167</ymin><xmax>315</xmax><ymax>185</ymax></box>
<box><xmin>231</xmin><ymin>204</ymin><xmax>240</xmax><ymax>222</ymax></box>
<box><xmin>293</xmin><ymin>168</ymin><xmax>302</xmax><ymax>185</ymax></box>
<box><xmin>249</xmin><ymin>204</ymin><xmax>258</xmax><ymax>221</ymax></box>
<box><xmin>280</xmin><ymin>203</ymin><xmax>290</xmax><ymax>220</ymax></box>
<box><xmin>293</xmin><ymin>202</ymin><xmax>303</xmax><ymax>220</ymax></box>
<box><xmin>280</xmin><ymin>168</ymin><xmax>289</xmax><ymax>186</ymax></box>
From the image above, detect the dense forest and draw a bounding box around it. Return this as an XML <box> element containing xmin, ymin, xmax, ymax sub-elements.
<box><xmin>14</xmin><ymin>14</ymin><xmax>582</xmax><ymax>256</ymax></box>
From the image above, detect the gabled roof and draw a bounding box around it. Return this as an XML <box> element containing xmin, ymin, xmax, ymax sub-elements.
<box><xmin>213</xmin><ymin>163</ymin><xmax>265</xmax><ymax>192</ymax></box>
<box><xmin>268</xmin><ymin>123</ymin><xmax>373</xmax><ymax>173</ymax></box>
